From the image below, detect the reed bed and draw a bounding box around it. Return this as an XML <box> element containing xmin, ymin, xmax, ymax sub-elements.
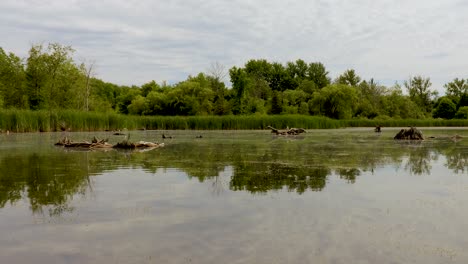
<box><xmin>343</xmin><ymin>118</ymin><xmax>468</xmax><ymax>128</ymax></box>
<box><xmin>0</xmin><ymin>110</ymin><xmax>467</xmax><ymax>132</ymax></box>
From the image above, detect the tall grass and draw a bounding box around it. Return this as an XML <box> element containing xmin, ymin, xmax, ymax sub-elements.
<box><xmin>343</xmin><ymin>118</ymin><xmax>468</xmax><ymax>128</ymax></box>
<box><xmin>0</xmin><ymin>110</ymin><xmax>467</xmax><ymax>132</ymax></box>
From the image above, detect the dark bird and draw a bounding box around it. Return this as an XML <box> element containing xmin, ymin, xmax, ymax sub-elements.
<box><xmin>162</xmin><ymin>133</ymin><xmax>172</xmax><ymax>139</ymax></box>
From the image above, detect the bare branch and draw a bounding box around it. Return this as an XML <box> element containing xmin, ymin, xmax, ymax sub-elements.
<box><xmin>207</xmin><ymin>61</ymin><xmax>227</xmax><ymax>82</ymax></box>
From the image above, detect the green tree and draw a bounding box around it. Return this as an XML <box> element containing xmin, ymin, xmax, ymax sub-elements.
<box><xmin>310</xmin><ymin>84</ymin><xmax>358</xmax><ymax>119</ymax></box>
<box><xmin>206</xmin><ymin>64</ymin><xmax>229</xmax><ymax>115</ymax></box>
<box><xmin>141</xmin><ymin>80</ymin><xmax>161</xmax><ymax>97</ymax></box>
<box><xmin>243</xmin><ymin>59</ymin><xmax>272</xmax><ymax>99</ymax></box>
<box><xmin>444</xmin><ymin>78</ymin><xmax>468</xmax><ymax>98</ymax></box>
<box><xmin>458</xmin><ymin>93</ymin><xmax>468</xmax><ymax>108</ymax></box>
<box><xmin>269</xmin><ymin>90</ymin><xmax>283</xmax><ymax>114</ymax></box>
<box><xmin>0</xmin><ymin>48</ymin><xmax>27</xmax><ymax>108</ymax></box>
<box><xmin>89</xmin><ymin>78</ymin><xmax>120</xmax><ymax>112</ymax></box>
<box><xmin>354</xmin><ymin>79</ymin><xmax>385</xmax><ymax>118</ymax></box>
<box><xmin>25</xmin><ymin>43</ymin><xmax>85</xmax><ymax>110</ymax></box>
<box><xmin>297</xmin><ymin>79</ymin><xmax>319</xmax><ymax>95</ymax></box>
<box><xmin>404</xmin><ymin>75</ymin><xmax>436</xmax><ymax>114</ymax></box>
<box><xmin>306</xmin><ymin>62</ymin><xmax>330</xmax><ymax>89</ymax></box>
<box><xmin>433</xmin><ymin>97</ymin><xmax>456</xmax><ymax>119</ymax></box>
<box><xmin>25</xmin><ymin>45</ymin><xmax>48</xmax><ymax>109</ymax></box>
<box><xmin>127</xmin><ymin>95</ymin><xmax>147</xmax><ymax>115</ymax></box>
<box><xmin>454</xmin><ymin>106</ymin><xmax>468</xmax><ymax>119</ymax></box>
<box><xmin>286</xmin><ymin>59</ymin><xmax>308</xmax><ymax>80</ymax></box>
<box><xmin>286</xmin><ymin>59</ymin><xmax>308</xmax><ymax>89</ymax></box>
<box><xmin>380</xmin><ymin>85</ymin><xmax>424</xmax><ymax>119</ymax></box>
<box><xmin>116</xmin><ymin>86</ymin><xmax>141</xmax><ymax>114</ymax></box>
<box><xmin>336</xmin><ymin>69</ymin><xmax>361</xmax><ymax>86</ymax></box>
<box><xmin>269</xmin><ymin>62</ymin><xmax>291</xmax><ymax>92</ymax></box>
<box><xmin>244</xmin><ymin>59</ymin><xmax>272</xmax><ymax>82</ymax></box>
<box><xmin>282</xmin><ymin>89</ymin><xmax>309</xmax><ymax>114</ymax></box>
<box><xmin>229</xmin><ymin>67</ymin><xmax>250</xmax><ymax>114</ymax></box>
<box><xmin>145</xmin><ymin>91</ymin><xmax>169</xmax><ymax>115</ymax></box>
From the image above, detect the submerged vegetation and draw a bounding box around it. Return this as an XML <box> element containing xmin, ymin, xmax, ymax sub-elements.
<box><xmin>0</xmin><ymin>42</ymin><xmax>467</xmax><ymax>132</ymax></box>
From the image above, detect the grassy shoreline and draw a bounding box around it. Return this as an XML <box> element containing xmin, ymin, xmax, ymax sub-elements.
<box><xmin>0</xmin><ymin>110</ymin><xmax>467</xmax><ymax>132</ymax></box>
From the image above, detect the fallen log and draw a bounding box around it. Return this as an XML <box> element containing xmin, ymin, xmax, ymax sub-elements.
<box><xmin>266</xmin><ymin>126</ymin><xmax>306</xmax><ymax>135</ymax></box>
<box><xmin>394</xmin><ymin>127</ymin><xmax>424</xmax><ymax>140</ymax></box>
<box><xmin>55</xmin><ymin>137</ymin><xmax>162</xmax><ymax>149</ymax></box>
<box><xmin>55</xmin><ymin>137</ymin><xmax>72</xmax><ymax>146</ymax></box>
<box><xmin>428</xmin><ymin>134</ymin><xmax>464</xmax><ymax>141</ymax></box>
<box><xmin>135</xmin><ymin>141</ymin><xmax>164</xmax><ymax>148</ymax></box>
<box><xmin>92</xmin><ymin>136</ymin><xmax>108</xmax><ymax>144</ymax></box>
<box><xmin>64</xmin><ymin>142</ymin><xmax>113</xmax><ymax>148</ymax></box>
<box><xmin>113</xmin><ymin>140</ymin><xmax>164</xmax><ymax>149</ymax></box>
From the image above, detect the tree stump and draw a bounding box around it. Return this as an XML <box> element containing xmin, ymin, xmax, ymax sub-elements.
<box><xmin>394</xmin><ymin>127</ymin><xmax>424</xmax><ymax>140</ymax></box>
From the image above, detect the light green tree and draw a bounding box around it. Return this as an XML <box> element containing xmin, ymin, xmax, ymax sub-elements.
<box><xmin>404</xmin><ymin>75</ymin><xmax>437</xmax><ymax>114</ymax></box>
<box><xmin>454</xmin><ymin>106</ymin><xmax>468</xmax><ymax>119</ymax></box>
<box><xmin>0</xmin><ymin>48</ymin><xmax>27</xmax><ymax>108</ymax></box>
<box><xmin>25</xmin><ymin>43</ymin><xmax>85</xmax><ymax>110</ymax></box>
<box><xmin>336</xmin><ymin>69</ymin><xmax>361</xmax><ymax>86</ymax></box>
<box><xmin>380</xmin><ymin>85</ymin><xmax>424</xmax><ymax>119</ymax></box>
<box><xmin>306</xmin><ymin>62</ymin><xmax>330</xmax><ymax>89</ymax></box>
<box><xmin>310</xmin><ymin>84</ymin><xmax>358</xmax><ymax>119</ymax></box>
<box><xmin>444</xmin><ymin>78</ymin><xmax>468</xmax><ymax>98</ymax></box>
<box><xmin>354</xmin><ymin>79</ymin><xmax>386</xmax><ymax>118</ymax></box>
<box><xmin>128</xmin><ymin>95</ymin><xmax>147</xmax><ymax>115</ymax></box>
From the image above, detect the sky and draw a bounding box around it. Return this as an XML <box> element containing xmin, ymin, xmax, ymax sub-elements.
<box><xmin>1</xmin><ymin>0</ymin><xmax>467</xmax><ymax>94</ymax></box>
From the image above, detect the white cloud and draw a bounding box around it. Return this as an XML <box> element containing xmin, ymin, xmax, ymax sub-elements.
<box><xmin>0</xmin><ymin>0</ymin><xmax>467</xmax><ymax>93</ymax></box>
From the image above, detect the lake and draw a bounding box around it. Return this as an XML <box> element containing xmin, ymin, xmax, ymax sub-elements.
<box><xmin>0</xmin><ymin>128</ymin><xmax>467</xmax><ymax>264</ymax></box>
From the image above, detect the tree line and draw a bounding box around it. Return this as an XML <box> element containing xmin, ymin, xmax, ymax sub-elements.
<box><xmin>1</xmin><ymin>43</ymin><xmax>467</xmax><ymax>119</ymax></box>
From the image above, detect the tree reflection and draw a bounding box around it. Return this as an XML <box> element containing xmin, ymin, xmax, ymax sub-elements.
<box><xmin>445</xmin><ymin>152</ymin><xmax>468</xmax><ymax>173</ymax></box>
<box><xmin>0</xmin><ymin>131</ymin><xmax>467</xmax><ymax>215</ymax></box>
<box><xmin>0</xmin><ymin>152</ymin><xmax>92</xmax><ymax>215</ymax></box>
<box><xmin>230</xmin><ymin>163</ymin><xmax>330</xmax><ymax>194</ymax></box>
<box><xmin>439</xmin><ymin>143</ymin><xmax>468</xmax><ymax>173</ymax></box>
<box><xmin>337</xmin><ymin>168</ymin><xmax>361</xmax><ymax>183</ymax></box>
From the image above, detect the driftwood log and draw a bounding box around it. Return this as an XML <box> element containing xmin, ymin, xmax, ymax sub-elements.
<box><xmin>267</xmin><ymin>126</ymin><xmax>306</xmax><ymax>135</ymax></box>
<box><xmin>55</xmin><ymin>137</ymin><xmax>72</xmax><ymax>146</ymax></box>
<box><xmin>55</xmin><ymin>137</ymin><xmax>164</xmax><ymax>149</ymax></box>
<box><xmin>55</xmin><ymin>137</ymin><xmax>113</xmax><ymax>148</ymax></box>
<box><xmin>394</xmin><ymin>127</ymin><xmax>424</xmax><ymax>140</ymax></box>
<box><xmin>428</xmin><ymin>134</ymin><xmax>464</xmax><ymax>141</ymax></box>
<box><xmin>113</xmin><ymin>140</ymin><xmax>164</xmax><ymax>149</ymax></box>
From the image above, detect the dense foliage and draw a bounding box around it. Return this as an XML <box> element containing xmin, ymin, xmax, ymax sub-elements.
<box><xmin>0</xmin><ymin>43</ymin><xmax>467</xmax><ymax>120</ymax></box>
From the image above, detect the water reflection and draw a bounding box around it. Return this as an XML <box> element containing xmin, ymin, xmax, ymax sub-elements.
<box><xmin>0</xmin><ymin>153</ymin><xmax>90</xmax><ymax>214</ymax></box>
<box><xmin>0</xmin><ymin>130</ymin><xmax>467</xmax><ymax>215</ymax></box>
<box><xmin>230</xmin><ymin>164</ymin><xmax>330</xmax><ymax>193</ymax></box>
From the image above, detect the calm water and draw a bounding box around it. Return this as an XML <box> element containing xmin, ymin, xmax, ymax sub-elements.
<box><xmin>0</xmin><ymin>128</ymin><xmax>468</xmax><ymax>264</ymax></box>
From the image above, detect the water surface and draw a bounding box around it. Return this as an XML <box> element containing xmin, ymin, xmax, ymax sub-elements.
<box><xmin>0</xmin><ymin>128</ymin><xmax>468</xmax><ymax>263</ymax></box>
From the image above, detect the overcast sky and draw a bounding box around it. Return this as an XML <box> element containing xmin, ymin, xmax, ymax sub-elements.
<box><xmin>1</xmin><ymin>0</ymin><xmax>467</xmax><ymax>94</ymax></box>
